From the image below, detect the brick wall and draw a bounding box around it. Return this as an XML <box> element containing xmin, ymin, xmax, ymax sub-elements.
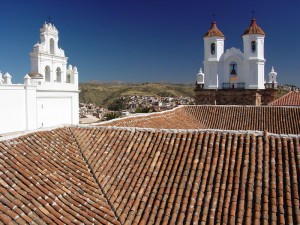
<box><xmin>194</xmin><ymin>88</ymin><xmax>277</xmax><ymax>105</ymax></box>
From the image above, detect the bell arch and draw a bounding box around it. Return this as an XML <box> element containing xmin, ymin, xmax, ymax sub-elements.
<box><xmin>50</xmin><ymin>38</ymin><xmax>55</xmax><ymax>54</ymax></box>
<box><xmin>56</xmin><ymin>67</ymin><xmax>61</xmax><ymax>82</ymax></box>
<box><xmin>45</xmin><ymin>66</ymin><xmax>51</xmax><ymax>82</ymax></box>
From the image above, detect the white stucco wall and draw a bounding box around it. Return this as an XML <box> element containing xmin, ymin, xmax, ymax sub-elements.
<box><xmin>0</xmin><ymin>85</ymin><xmax>37</xmax><ymax>134</ymax></box>
<box><xmin>0</xmin><ymin>84</ymin><xmax>79</xmax><ymax>134</ymax></box>
<box><xmin>203</xmin><ymin>41</ymin><xmax>266</xmax><ymax>90</ymax></box>
<box><xmin>36</xmin><ymin>90</ymin><xmax>79</xmax><ymax>128</ymax></box>
<box><xmin>25</xmin><ymin>86</ymin><xmax>38</xmax><ymax>131</ymax></box>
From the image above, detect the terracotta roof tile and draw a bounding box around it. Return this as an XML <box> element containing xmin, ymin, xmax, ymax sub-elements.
<box><xmin>269</xmin><ymin>91</ymin><xmax>300</xmax><ymax>106</ymax></box>
<box><xmin>243</xmin><ymin>18</ymin><xmax>265</xmax><ymax>36</ymax></box>
<box><xmin>101</xmin><ymin>105</ymin><xmax>300</xmax><ymax>134</ymax></box>
<box><xmin>203</xmin><ymin>21</ymin><xmax>225</xmax><ymax>38</ymax></box>
<box><xmin>0</xmin><ymin>128</ymin><xmax>120</xmax><ymax>225</ymax></box>
<box><xmin>70</xmin><ymin>126</ymin><xmax>300</xmax><ymax>224</ymax></box>
<box><xmin>1</xmin><ymin>104</ymin><xmax>300</xmax><ymax>224</ymax></box>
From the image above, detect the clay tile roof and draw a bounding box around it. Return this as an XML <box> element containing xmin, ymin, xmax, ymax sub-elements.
<box><xmin>1</xmin><ymin>105</ymin><xmax>300</xmax><ymax>224</ymax></box>
<box><xmin>71</xmin><ymin>127</ymin><xmax>300</xmax><ymax>224</ymax></box>
<box><xmin>0</xmin><ymin>128</ymin><xmax>121</xmax><ymax>225</ymax></box>
<box><xmin>269</xmin><ymin>91</ymin><xmax>300</xmax><ymax>106</ymax></box>
<box><xmin>101</xmin><ymin>105</ymin><xmax>300</xmax><ymax>134</ymax></box>
<box><xmin>203</xmin><ymin>21</ymin><xmax>225</xmax><ymax>38</ymax></box>
<box><xmin>243</xmin><ymin>18</ymin><xmax>265</xmax><ymax>36</ymax></box>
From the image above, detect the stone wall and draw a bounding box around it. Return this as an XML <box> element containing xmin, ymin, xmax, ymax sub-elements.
<box><xmin>194</xmin><ymin>88</ymin><xmax>277</xmax><ymax>105</ymax></box>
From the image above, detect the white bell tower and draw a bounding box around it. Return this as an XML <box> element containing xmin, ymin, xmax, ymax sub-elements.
<box><xmin>265</xmin><ymin>66</ymin><xmax>278</xmax><ymax>89</ymax></box>
<box><xmin>203</xmin><ymin>21</ymin><xmax>225</xmax><ymax>89</ymax></box>
<box><xmin>242</xmin><ymin>18</ymin><xmax>265</xmax><ymax>89</ymax></box>
<box><xmin>29</xmin><ymin>22</ymin><xmax>78</xmax><ymax>88</ymax></box>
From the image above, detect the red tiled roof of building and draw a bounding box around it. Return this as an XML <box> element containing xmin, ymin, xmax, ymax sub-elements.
<box><xmin>0</xmin><ymin>128</ymin><xmax>121</xmax><ymax>225</ymax></box>
<box><xmin>1</xmin><ymin>126</ymin><xmax>300</xmax><ymax>224</ymax></box>
<box><xmin>203</xmin><ymin>21</ymin><xmax>225</xmax><ymax>38</ymax></box>
<box><xmin>101</xmin><ymin>108</ymin><xmax>203</xmax><ymax>129</ymax></box>
<box><xmin>243</xmin><ymin>18</ymin><xmax>265</xmax><ymax>36</ymax></box>
<box><xmin>269</xmin><ymin>91</ymin><xmax>300</xmax><ymax>106</ymax></box>
<box><xmin>81</xmin><ymin>127</ymin><xmax>300</xmax><ymax>224</ymax></box>
<box><xmin>1</xmin><ymin>103</ymin><xmax>300</xmax><ymax>224</ymax></box>
<box><xmin>102</xmin><ymin>105</ymin><xmax>300</xmax><ymax>134</ymax></box>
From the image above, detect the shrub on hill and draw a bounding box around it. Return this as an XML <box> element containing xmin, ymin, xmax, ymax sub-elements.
<box><xmin>104</xmin><ymin>112</ymin><xmax>121</xmax><ymax>120</ymax></box>
<box><xmin>135</xmin><ymin>107</ymin><xmax>156</xmax><ymax>113</ymax></box>
<box><xmin>108</xmin><ymin>98</ymin><xmax>127</xmax><ymax>111</ymax></box>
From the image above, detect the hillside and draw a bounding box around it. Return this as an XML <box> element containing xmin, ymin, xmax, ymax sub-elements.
<box><xmin>79</xmin><ymin>82</ymin><xmax>195</xmax><ymax>107</ymax></box>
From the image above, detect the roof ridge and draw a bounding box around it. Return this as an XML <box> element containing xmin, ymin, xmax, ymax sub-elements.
<box><xmin>94</xmin><ymin>105</ymin><xmax>186</xmax><ymax>126</ymax></box>
<box><xmin>68</xmin><ymin>127</ymin><xmax>123</xmax><ymax>224</ymax></box>
<box><xmin>187</xmin><ymin>105</ymin><xmax>300</xmax><ymax>108</ymax></box>
<box><xmin>71</xmin><ymin>125</ymin><xmax>300</xmax><ymax>138</ymax></box>
<box><xmin>269</xmin><ymin>91</ymin><xmax>300</xmax><ymax>106</ymax></box>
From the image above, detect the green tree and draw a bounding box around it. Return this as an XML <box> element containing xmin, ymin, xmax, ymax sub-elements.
<box><xmin>135</xmin><ymin>107</ymin><xmax>156</xmax><ymax>113</ymax></box>
<box><xmin>104</xmin><ymin>112</ymin><xmax>121</xmax><ymax>120</ymax></box>
<box><xmin>108</xmin><ymin>98</ymin><xmax>127</xmax><ymax>111</ymax></box>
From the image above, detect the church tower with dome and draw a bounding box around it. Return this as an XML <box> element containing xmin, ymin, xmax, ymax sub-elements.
<box><xmin>195</xmin><ymin>18</ymin><xmax>278</xmax><ymax>105</ymax></box>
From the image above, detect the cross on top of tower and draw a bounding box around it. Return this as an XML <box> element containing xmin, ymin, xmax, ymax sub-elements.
<box><xmin>212</xmin><ymin>13</ymin><xmax>216</xmax><ymax>22</ymax></box>
<box><xmin>251</xmin><ymin>10</ymin><xmax>255</xmax><ymax>19</ymax></box>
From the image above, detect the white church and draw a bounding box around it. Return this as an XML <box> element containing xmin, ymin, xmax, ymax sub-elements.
<box><xmin>0</xmin><ymin>22</ymin><xmax>79</xmax><ymax>134</ymax></box>
<box><xmin>196</xmin><ymin>18</ymin><xmax>278</xmax><ymax>90</ymax></box>
<box><xmin>195</xmin><ymin>18</ymin><xmax>279</xmax><ymax>105</ymax></box>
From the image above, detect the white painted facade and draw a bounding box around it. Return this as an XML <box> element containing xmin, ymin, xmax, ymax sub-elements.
<box><xmin>0</xmin><ymin>22</ymin><xmax>79</xmax><ymax>134</ymax></box>
<box><xmin>199</xmin><ymin>19</ymin><xmax>277</xmax><ymax>90</ymax></box>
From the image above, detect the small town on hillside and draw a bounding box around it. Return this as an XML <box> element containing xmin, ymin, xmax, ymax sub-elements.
<box><xmin>79</xmin><ymin>95</ymin><xmax>195</xmax><ymax>123</ymax></box>
<box><xmin>78</xmin><ymin>83</ymin><xmax>298</xmax><ymax>123</ymax></box>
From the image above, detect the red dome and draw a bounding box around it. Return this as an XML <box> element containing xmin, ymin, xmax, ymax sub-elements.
<box><xmin>243</xmin><ymin>18</ymin><xmax>265</xmax><ymax>36</ymax></box>
<box><xmin>203</xmin><ymin>21</ymin><xmax>225</xmax><ymax>38</ymax></box>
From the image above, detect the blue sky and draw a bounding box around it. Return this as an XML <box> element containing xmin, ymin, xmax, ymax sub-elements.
<box><xmin>0</xmin><ymin>0</ymin><xmax>299</xmax><ymax>86</ymax></box>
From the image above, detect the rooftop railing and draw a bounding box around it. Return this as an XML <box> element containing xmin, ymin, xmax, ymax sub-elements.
<box><xmin>222</xmin><ymin>82</ymin><xmax>245</xmax><ymax>89</ymax></box>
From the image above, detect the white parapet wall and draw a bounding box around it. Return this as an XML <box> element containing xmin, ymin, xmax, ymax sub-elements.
<box><xmin>0</xmin><ymin>83</ymin><xmax>79</xmax><ymax>134</ymax></box>
<box><xmin>0</xmin><ymin>84</ymin><xmax>37</xmax><ymax>134</ymax></box>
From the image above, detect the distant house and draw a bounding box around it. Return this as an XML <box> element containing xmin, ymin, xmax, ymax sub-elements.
<box><xmin>269</xmin><ymin>91</ymin><xmax>300</xmax><ymax>106</ymax></box>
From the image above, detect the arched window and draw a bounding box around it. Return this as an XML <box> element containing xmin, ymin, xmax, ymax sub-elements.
<box><xmin>50</xmin><ymin>38</ymin><xmax>55</xmax><ymax>54</ymax></box>
<box><xmin>251</xmin><ymin>41</ymin><xmax>256</xmax><ymax>53</ymax></box>
<box><xmin>56</xmin><ymin>67</ymin><xmax>61</xmax><ymax>82</ymax></box>
<box><xmin>66</xmin><ymin>74</ymin><xmax>71</xmax><ymax>83</ymax></box>
<box><xmin>45</xmin><ymin>66</ymin><xmax>51</xmax><ymax>82</ymax></box>
<box><xmin>211</xmin><ymin>43</ymin><xmax>216</xmax><ymax>55</ymax></box>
